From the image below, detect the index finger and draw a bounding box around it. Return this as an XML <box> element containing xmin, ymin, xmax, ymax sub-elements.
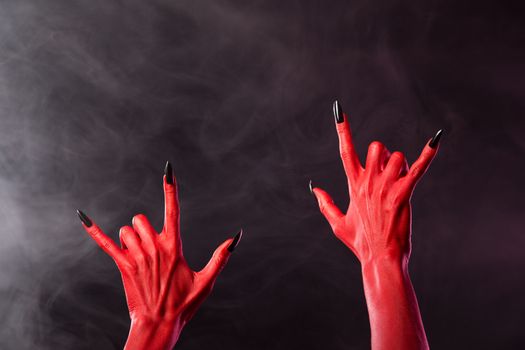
<box><xmin>404</xmin><ymin>129</ymin><xmax>443</xmax><ymax>191</ymax></box>
<box><xmin>77</xmin><ymin>210</ymin><xmax>125</xmax><ymax>264</ymax></box>
<box><xmin>333</xmin><ymin>101</ymin><xmax>362</xmax><ymax>184</ymax></box>
<box><xmin>163</xmin><ymin>161</ymin><xmax>181</xmax><ymax>244</ymax></box>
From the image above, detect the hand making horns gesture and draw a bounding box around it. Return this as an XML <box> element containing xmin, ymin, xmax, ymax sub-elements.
<box><xmin>311</xmin><ymin>101</ymin><xmax>442</xmax><ymax>350</ymax></box>
<box><xmin>77</xmin><ymin>162</ymin><xmax>242</xmax><ymax>350</ymax></box>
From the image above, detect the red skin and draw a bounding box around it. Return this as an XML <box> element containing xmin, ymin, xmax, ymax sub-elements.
<box><xmin>312</xmin><ymin>113</ymin><xmax>439</xmax><ymax>350</ymax></box>
<box><xmin>81</xmin><ymin>173</ymin><xmax>237</xmax><ymax>350</ymax></box>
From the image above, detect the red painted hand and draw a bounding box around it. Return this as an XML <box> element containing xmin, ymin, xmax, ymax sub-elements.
<box><xmin>311</xmin><ymin>101</ymin><xmax>441</xmax><ymax>350</ymax></box>
<box><xmin>312</xmin><ymin>102</ymin><xmax>440</xmax><ymax>265</ymax></box>
<box><xmin>77</xmin><ymin>162</ymin><xmax>241</xmax><ymax>350</ymax></box>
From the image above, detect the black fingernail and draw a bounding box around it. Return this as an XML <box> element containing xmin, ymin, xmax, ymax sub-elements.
<box><xmin>309</xmin><ymin>180</ymin><xmax>313</xmax><ymax>194</ymax></box>
<box><xmin>333</xmin><ymin>100</ymin><xmax>344</xmax><ymax>124</ymax></box>
<box><xmin>164</xmin><ymin>161</ymin><xmax>173</xmax><ymax>185</ymax></box>
<box><xmin>429</xmin><ymin>129</ymin><xmax>443</xmax><ymax>148</ymax></box>
<box><xmin>227</xmin><ymin>229</ymin><xmax>243</xmax><ymax>252</ymax></box>
<box><xmin>77</xmin><ymin>209</ymin><xmax>92</xmax><ymax>227</ymax></box>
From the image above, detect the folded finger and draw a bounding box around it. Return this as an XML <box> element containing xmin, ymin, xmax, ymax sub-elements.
<box><xmin>132</xmin><ymin>214</ymin><xmax>157</xmax><ymax>249</ymax></box>
<box><xmin>365</xmin><ymin>141</ymin><xmax>386</xmax><ymax>174</ymax></box>
<box><xmin>383</xmin><ymin>151</ymin><xmax>406</xmax><ymax>181</ymax></box>
<box><xmin>119</xmin><ymin>225</ymin><xmax>143</xmax><ymax>255</ymax></box>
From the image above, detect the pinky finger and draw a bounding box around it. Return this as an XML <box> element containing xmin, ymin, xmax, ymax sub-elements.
<box><xmin>77</xmin><ymin>210</ymin><xmax>125</xmax><ymax>264</ymax></box>
<box><xmin>403</xmin><ymin>129</ymin><xmax>443</xmax><ymax>193</ymax></box>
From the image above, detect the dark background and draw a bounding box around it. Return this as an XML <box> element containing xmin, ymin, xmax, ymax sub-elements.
<box><xmin>0</xmin><ymin>0</ymin><xmax>523</xmax><ymax>349</ymax></box>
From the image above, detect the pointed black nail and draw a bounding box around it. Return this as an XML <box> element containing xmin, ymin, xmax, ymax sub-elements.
<box><xmin>429</xmin><ymin>129</ymin><xmax>443</xmax><ymax>148</ymax></box>
<box><xmin>333</xmin><ymin>100</ymin><xmax>344</xmax><ymax>124</ymax></box>
<box><xmin>309</xmin><ymin>180</ymin><xmax>313</xmax><ymax>194</ymax></box>
<box><xmin>77</xmin><ymin>209</ymin><xmax>92</xmax><ymax>227</ymax></box>
<box><xmin>164</xmin><ymin>161</ymin><xmax>173</xmax><ymax>185</ymax></box>
<box><xmin>227</xmin><ymin>229</ymin><xmax>243</xmax><ymax>252</ymax></box>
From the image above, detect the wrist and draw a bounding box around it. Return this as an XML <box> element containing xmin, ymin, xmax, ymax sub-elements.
<box><xmin>125</xmin><ymin>315</ymin><xmax>184</xmax><ymax>350</ymax></box>
<box><xmin>361</xmin><ymin>255</ymin><xmax>410</xmax><ymax>295</ymax></box>
<box><xmin>361</xmin><ymin>254</ymin><xmax>408</xmax><ymax>274</ymax></box>
<box><xmin>360</xmin><ymin>254</ymin><xmax>428</xmax><ymax>350</ymax></box>
<box><xmin>131</xmin><ymin>313</ymin><xmax>183</xmax><ymax>327</ymax></box>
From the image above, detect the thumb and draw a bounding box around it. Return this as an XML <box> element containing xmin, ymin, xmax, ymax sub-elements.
<box><xmin>310</xmin><ymin>182</ymin><xmax>344</xmax><ymax>228</ymax></box>
<box><xmin>198</xmin><ymin>230</ymin><xmax>242</xmax><ymax>287</ymax></box>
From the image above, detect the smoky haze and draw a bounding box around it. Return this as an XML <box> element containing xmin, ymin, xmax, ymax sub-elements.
<box><xmin>0</xmin><ymin>0</ymin><xmax>523</xmax><ymax>349</ymax></box>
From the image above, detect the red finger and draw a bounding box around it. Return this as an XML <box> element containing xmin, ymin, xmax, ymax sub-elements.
<box><xmin>404</xmin><ymin>130</ymin><xmax>443</xmax><ymax>191</ymax></box>
<box><xmin>163</xmin><ymin>161</ymin><xmax>181</xmax><ymax>246</ymax></box>
<box><xmin>400</xmin><ymin>156</ymin><xmax>409</xmax><ymax>177</ymax></box>
<box><xmin>333</xmin><ymin>101</ymin><xmax>362</xmax><ymax>184</ymax></box>
<box><xmin>383</xmin><ymin>151</ymin><xmax>406</xmax><ymax>181</ymax></box>
<box><xmin>77</xmin><ymin>210</ymin><xmax>125</xmax><ymax>264</ymax></box>
<box><xmin>132</xmin><ymin>214</ymin><xmax>157</xmax><ymax>250</ymax></box>
<box><xmin>380</xmin><ymin>147</ymin><xmax>392</xmax><ymax>172</ymax></box>
<box><xmin>119</xmin><ymin>225</ymin><xmax>144</xmax><ymax>256</ymax></box>
<box><xmin>197</xmin><ymin>230</ymin><xmax>242</xmax><ymax>289</ymax></box>
<box><xmin>364</xmin><ymin>141</ymin><xmax>387</xmax><ymax>174</ymax></box>
<box><xmin>310</xmin><ymin>181</ymin><xmax>344</xmax><ymax>228</ymax></box>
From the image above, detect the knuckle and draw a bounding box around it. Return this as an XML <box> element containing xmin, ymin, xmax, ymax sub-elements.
<box><xmin>369</xmin><ymin>141</ymin><xmax>384</xmax><ymax>152</ymax></box>
<box><xmin>132</xmin><ymin>213</ymin><xmax>146</xmax><ymax>224</ymax></box>
<box><xmin>391</xmin><ymin>151</ymin><xmax>405</xmax><ymax>161</ymax></box>
<box><xmin>119</xmin><ymin>226</ymin><xmax>129</xmax><ymax>237</ymax></box>
<box><xmin>119</xmin><ymin>226</ymin><xmax>135</xmax><ymax>240</ymax></box>
<box><xmin>134</xmin><ymin>252</ymin><xmax>149</xmax><ymax>266</ymax></box>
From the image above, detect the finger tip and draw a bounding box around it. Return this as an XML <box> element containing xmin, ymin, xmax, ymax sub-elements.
<box><xmin>333</xmin><ymin>100</ymin><xmax>345</xmax><ymax>124</ymax></box>
<box><xmin>227</xmin><ymin>229</ymin><xmax>243</xmax><ymax>253</ymax></box>
<box><xmin>76</xmin><ymin>209</ymin><xmax>93</xmax><ymax>228</ymax></box>
<box><xmin>428</xmin><ymin>129</ymin><xmax>443</xmax><ymax>149</ymax></box>
<box><xmin>164</xmin><ymin>161</ymin><xmax>174</xmax><ymax>185</ymax></box>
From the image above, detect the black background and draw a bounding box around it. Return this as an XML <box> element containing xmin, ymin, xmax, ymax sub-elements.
<box><xmin>0</xmin><ymin>1</ymin><xmax>523</xmax><ymax>349</ymax></box>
